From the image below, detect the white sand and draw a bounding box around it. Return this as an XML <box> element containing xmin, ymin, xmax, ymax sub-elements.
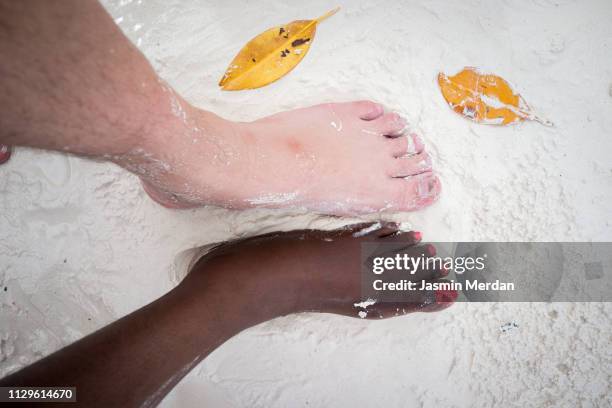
<box><xmin>1</xmin><ymin>0</ymin><xmax>611</xmax><ymax>406</ymax></box>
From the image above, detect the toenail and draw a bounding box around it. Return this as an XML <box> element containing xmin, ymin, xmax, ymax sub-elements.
<box><xmin>413</xmin><ymin>133</ymin><xmax>424</xmax><ymax>146</ymax></box>
<box><xmin>0</xmin><ymin>145</ymin><xmax>11</xmax><ymax>165</ymax></box>
<box><xmin>408</xmin><ymin>133</ymin><xmax>424</xmax><ymax>154</ymax></box>
<box><xmin>416</xmin><ymin>174</ymin><xmax>437</xmax><ymax>196</ymax></box>
<box><xmin>428</xmin><ymin>176</ymin><xmax>440</xmax><ymax>194</ymax></box>
<box><xmin>396</xmin><ymin>116</ymin><xmax>408</xmax><ymax>130</ymax></box>
<box><xmin>406</xmin><ymin>136</ymin><xmax>417</xmax><ymax>154</ymax></box>
<box><xmin>368</xmin><ymin>104</ymin><xmax>384</xmax><ymax>117</ymax></box>
<box><xmin>435</xmin><ymin>289</ymin><xmax>458</xmax><ymax>304</ymax></box>
<box><xmin>389</xmin><ymin>113</ymin><xmax>404</xmax><ymax>125</ymax></box>
<box><xmin>418</xmin><ymin>155</ymin><xmax>433</xmax><ymax>170</ymax></box>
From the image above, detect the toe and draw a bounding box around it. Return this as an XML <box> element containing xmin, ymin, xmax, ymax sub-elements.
<box><xmin>343</xmin><ymin>100</ymin><xmax>384</xmax><ymax>120</ymax></box>
<box><xmin>388</xmin><ymin>152</ymin><xmax>433</xmax><ymax>177</ymax></box>
<box><xmin>422</xmin><ymin>281</ymin><xmax>458</xmax><ymax>312</ymax></box>
<box><xmin>390</xmin><ymin>172</ymin><xmax>441</xmax><ymax>211</ymax></box>
<box><xmin>387</xmin><ymin>136</ymin><xmax>409</xmax><ymax>157</ymax></box>
<box><xmin>0</xmin><ymin>145</ymin><xmax>11</xmax><ymax>165</ymax></box>
<box><xmin>388</xmin><ymin>133</ymin><xmax>426</xmax><ymax>157</ymax></box>
<box><xmin>399</xmin><ymin>244</ymin><xmax>447</xmax><ymax>280</ymax></box>
<box><xmin>370</xmin><ymin>113</ymin><xmax>407</xmax><ymax>137</ymax></box>
<box><xmin>406</xmin><ymin>133</ymin><xmax>425</xmax><ymax>155</ymax></box>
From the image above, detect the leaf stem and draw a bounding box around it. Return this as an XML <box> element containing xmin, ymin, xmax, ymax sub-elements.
<box><xmin>316</xmin><ymin>7</ymin><xmax>340</xmax><ymax>23</ymax></box>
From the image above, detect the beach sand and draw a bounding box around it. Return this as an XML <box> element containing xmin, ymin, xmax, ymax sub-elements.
<box><xmin>1</xmin><ymin>0</ymin><xmax>611</xmax><ymax>406</ymax></box>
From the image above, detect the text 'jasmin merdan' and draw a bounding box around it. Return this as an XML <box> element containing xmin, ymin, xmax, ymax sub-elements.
<box><xmin>372</xmin><ymin>279</ymin><xmax>515</xmax><ymax>292</ymax></box>
<box><xmin>371</xmin><ymin>254</ymin><xmax>486</xmax><ymax>275</ymax></box>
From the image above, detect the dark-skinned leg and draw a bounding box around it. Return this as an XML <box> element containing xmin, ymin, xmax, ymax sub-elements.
<box><xmin>0</xmin><ymin>224</ymin><xmax>456</xmax><ymax>407</ymax></box>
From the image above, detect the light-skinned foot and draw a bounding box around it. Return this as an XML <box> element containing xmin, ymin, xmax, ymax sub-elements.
<box><xmin>133</xmin><ymin>99</ymin><xmax>441</xmax><ymax>215</ymax></box>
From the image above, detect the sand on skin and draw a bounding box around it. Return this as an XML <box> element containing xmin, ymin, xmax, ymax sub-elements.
<box><xmin>1</xmin><ymin>0</ymin><xmax>611</xmax><ymax>406</ymax></box>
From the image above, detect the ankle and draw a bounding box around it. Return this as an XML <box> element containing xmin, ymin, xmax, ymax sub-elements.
<box><xmin>124</xmin><ymin>101</ymin><xmax>248</xmax><ymax>207</ymax></box>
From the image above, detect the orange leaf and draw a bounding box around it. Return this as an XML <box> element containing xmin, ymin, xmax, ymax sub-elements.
<box><xmin>438</xmin><ymin>67</ymin><xmax>552</xmax><ymax>126</ymax></box>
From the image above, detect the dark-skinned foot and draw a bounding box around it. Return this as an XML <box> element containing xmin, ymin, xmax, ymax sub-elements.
<box><xmin>182</xmin><ymin>223</ymin><xmax>457</xmax><ymax>322</ymax></box>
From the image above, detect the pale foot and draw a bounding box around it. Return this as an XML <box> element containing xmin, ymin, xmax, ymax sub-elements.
<box><xmin>137</xmin><ymin>100</ymin><xmax>441</xmax><ymax>215</ymax></box>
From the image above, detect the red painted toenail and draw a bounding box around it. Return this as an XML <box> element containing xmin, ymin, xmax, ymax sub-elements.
<box><xmin>435</xmin><ymin>289</ymin><xmax>458</xmax><ymax>304</ymax></box>
<box><xmin>425</xmin><ymin>244</ymin><xmax>436</xmax><ymax>256</ymax></box>
<box><xmin>412</xmin><ymin>231</ymin><xmax>422</xmax><ymax>241</ymax></box>
<box><xmin>0</xmin><ymin>145</ymin><xmax>11</xmax><ymax>165</ymax></box>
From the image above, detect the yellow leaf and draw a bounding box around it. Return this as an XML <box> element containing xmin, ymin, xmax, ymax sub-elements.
<box><xmin>438</xmin><ymin>67</ymin><xmax>552</xmax><ymax>126</ymax></box>
<box><xmin>218</xmin><ymin>7</ymin><xmax>339</xmax><ymax>91</ymax></box>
